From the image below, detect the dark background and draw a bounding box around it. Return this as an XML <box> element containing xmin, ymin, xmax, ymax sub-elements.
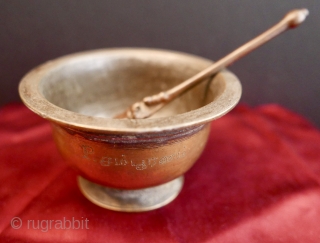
<box><xmin>1</xmin><ymin>1</ymin><xmax>319</xmax><ymax>126</ymax></box>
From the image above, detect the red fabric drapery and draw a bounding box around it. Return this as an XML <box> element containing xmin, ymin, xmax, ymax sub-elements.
<box><xmin>1</xmin><ymin>103</ymin><xmax>320</xmax><ymax>242</ymax></box>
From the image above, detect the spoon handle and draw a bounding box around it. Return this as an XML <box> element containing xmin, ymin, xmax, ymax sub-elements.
<box><xmin>118</xmin><ymin>9</ymin><xmax>308</xmax><ymax>119</ymax></box>
<box><xmin>144</xmin><ymin>9</ymin><xmax>308</xmax><ymax>106</ymax></box>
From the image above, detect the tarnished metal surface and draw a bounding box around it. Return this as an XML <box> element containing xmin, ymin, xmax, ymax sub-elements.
<box><xmin>78</xmin><ymin>176</ymin><xmax>184</xmax><ymax>212</ymax></box>
<box><xmin>19</xmin><ymin>49</ymin><xmax>242</xmax><ymax>132</ymax></box>
<box><xmin>52</xmin><ymin>123</ymin><xmax>209</xmax><ymax>189</ymax></box>
<box><xmin>19</xmin><ymin>48</ymin><xmax>242</xmax><ymax>211</ymax></box>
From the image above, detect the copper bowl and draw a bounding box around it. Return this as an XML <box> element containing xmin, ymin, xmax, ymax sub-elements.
<box><xmin>19</xmin><ymin>48</ymin><xmax>241</xmax><ymax>212</ymax></box>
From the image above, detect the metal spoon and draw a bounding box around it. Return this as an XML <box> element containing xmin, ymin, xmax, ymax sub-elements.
<box><xmin>116</xmin><ymin>9</ymin><xmax>309</xmax><ymax>119</ymax></box>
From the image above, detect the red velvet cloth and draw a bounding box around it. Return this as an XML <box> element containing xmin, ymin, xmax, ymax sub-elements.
<box><xmin>1</xmin><ymin>103</ymin><xmax>320</xmax><ymax>243</ymax></box>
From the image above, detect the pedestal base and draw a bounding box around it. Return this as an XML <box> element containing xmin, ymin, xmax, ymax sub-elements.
<box><xmin>78</xmin><ymin>176</ymin><xmax>184</xmax><ymax>212</ymax></box>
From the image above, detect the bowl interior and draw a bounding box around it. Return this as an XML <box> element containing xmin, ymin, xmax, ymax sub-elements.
<box><xmin>20</xmin><ymin>49</ymin><xmax>241</xmax><ymax>133</ymax></box>
<box><xmin>39</xmin><ymin>50</ymin><xmax>224</xmax><ymax>119</ymax></box>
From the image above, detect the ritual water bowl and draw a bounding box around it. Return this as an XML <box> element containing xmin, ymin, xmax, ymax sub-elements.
<box><xmin>19</xmin><ymin>48</ymin><xmax>241</xmax><ymax>212</ymax></box>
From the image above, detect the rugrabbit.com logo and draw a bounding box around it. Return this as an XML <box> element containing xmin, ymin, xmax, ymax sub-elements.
<box><xmin>11</xmin><ymin>217</ymin><xmax>89</xmax><ymax>232</ymax></box>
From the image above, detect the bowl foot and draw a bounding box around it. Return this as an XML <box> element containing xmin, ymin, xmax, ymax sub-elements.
<box><xmin>77</xmin><ymin>176</ymin><xmax>184</xmax><ymax>212</ymax></box>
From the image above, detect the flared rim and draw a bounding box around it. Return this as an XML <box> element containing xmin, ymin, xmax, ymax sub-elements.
<box><xmin>19</xmin><ymin>48</ymin><xmax>242</xmax><ymax>133</ymax></box>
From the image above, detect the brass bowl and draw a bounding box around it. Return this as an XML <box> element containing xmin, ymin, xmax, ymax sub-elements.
<box><xmin>19</xmin><ymin>48</ymin><xmax>241</xmax><ymax>212</ymax></box>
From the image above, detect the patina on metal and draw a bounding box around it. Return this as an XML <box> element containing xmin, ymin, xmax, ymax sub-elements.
<box><xmin>78</xmin><ymin>176</ymin><xmax>184</xmax><ymax>212</ymax></box>
<box><xmin>19</xmin><ymin>48</ymin><xmax>242</xmax><ymax>211</ymax></box>
<box><xmin>117</xmin><ymin>9</ymin><xmax>308</xmax><ymax>119</ymax></box>
<box><xmin>17</xmin><ymin>8</ymin><xmax>308</xmax><ymax>212</ymax></box>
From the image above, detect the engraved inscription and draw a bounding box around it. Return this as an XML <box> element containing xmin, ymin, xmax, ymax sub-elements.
<box><xmin>159</xmin><ymin>150</ymin><xmax>186</xmax><ymax>165</ymax></box>
<box><xmin>80</xmin><ymin>145</ymin><xmax>187</xmax><ymax>170</ymax></box>
<box><xmin>100</xmin><ymin>157</ymin><xmax>112</xmax><ymax>166</ymax></box>
<box><xmin>148</xmin><ymin>157</ymin><xmax>158</xmax><ymax>167</ymax></box>
<box><xmin>131</xmin><ymin>160</ymin><xmax>147</xmax><ymax>170</ymax></box>
<box><xmin>81</xmin><ymin>145</ymin><xmax>94</xmax><ymax>159</ymax></box>
<box><xmin>100</xmin><ymin>155</ymin><xmax>128</xmax><ymax>167</ymax></box>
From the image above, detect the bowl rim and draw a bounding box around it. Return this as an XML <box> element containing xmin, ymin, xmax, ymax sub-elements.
<box><xmin>19</xmin><ymin>48</ymin><xmax>242</xmax><ymax>133</ymax></box>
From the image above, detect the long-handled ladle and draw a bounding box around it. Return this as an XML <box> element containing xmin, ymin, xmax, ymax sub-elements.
<box><xmin>116</xmin><ymin>9</ymin><xmax>309</xmax><ymax>119</ymax></box>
